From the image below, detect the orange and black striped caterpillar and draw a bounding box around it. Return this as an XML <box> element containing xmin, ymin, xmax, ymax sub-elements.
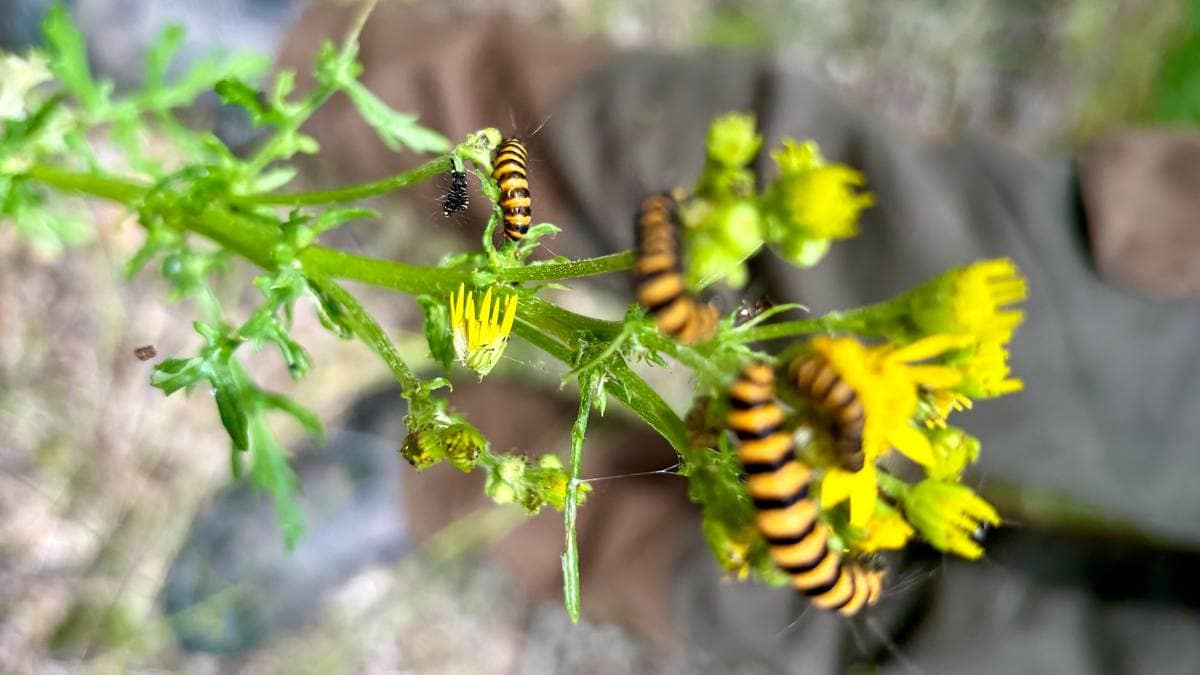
<box><xmin>727</xmin><ymin>363</ymin><xmax>884</xmax><ymax>615</ymax></box>
<box><xmin>491</xmin><ymin>138</ymin><xmax>532</xmax><ymax>243</ymax></box>
<box><xmin>632</xmin><ymin>193</ymin><xmax>719</xmax><ymax>345</ymax></box>
<box><xmin>788</xmin><ymin>355</ymin><xmax>866</xmax><ymax>471</ymax></box>
<box><xmin>441</xmin><ymin>168</ymin><xmax>469</xmax><ymax>217</ymax></box>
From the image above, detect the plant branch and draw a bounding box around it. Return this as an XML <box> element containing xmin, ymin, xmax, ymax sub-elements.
<box><xmin>561</xmin><ymin>370</ymin><xmax>599</xmax><ymax>623</ymax></box>
<box><xmin>497</xmin><ymin>250</ymin><xmax>635</xmax><ymax>282</ymax></box>
<box><xmin>233</xmin><ymin>156</ymin><xmax>451</xmax><ymax>206</ymax></box>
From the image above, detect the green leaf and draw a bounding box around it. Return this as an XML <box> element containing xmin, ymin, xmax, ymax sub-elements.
<box><xmin>417</xmin><ymin>295</ymin><xmax>455</xmax><ymax>371</ymax></box>
<box><xmin>210</xmin><ymin>363</ymin><xmax>250</xmax><ymax>452</ymax></box>
<box><xmin>145</xmin><ymin>24</ymin><xmax>186</xmax><ymax>90</ymax></box>
<box><xmin>248</xmin><ymin>413</ymin><xmax>305</xmax><ymax>548</ymax></box>
<box><xmin>308</xmin><ymin>282</ymin><xmax>354</xmax><ymax>339</ymax></box>
<box><xmin>308</xmin><ymin>206</ymin><xmax>378</xmax><ymax>235</ymax></box>
<box><xmin>251</xmin><ymin>167</ymin><xmax>298</xmax><ymax>193</ymax></box>
<box><xmin>258</xmin><ymin>390</ymin><xmax>325</xmax><ymax>444</ymax></box>
<box><xmin>337</xmin><ymin>78</ymin><xmax>451</xmax><ymax>154</ymax></box>
<box><xmin>149</xmin><ymin>356</ymin><xmax>208</xmax><ymax>394</ymax></box>
<box><xmin>214</xmin><ymin>77</ymin><xmax>277</xmax><ymax>126</ymax></box>
<box><xmin>41</xmin><ymin>3</ymin><xmax>111</xmax><ymax>115</ymax></box>
<box><xmin>41</xmin><ymin>3</ymin><xmax>106</xmax><ymax>114</ymax></box>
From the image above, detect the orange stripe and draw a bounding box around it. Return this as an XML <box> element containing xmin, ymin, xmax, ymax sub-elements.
<box><xmin>755</xmin><ymin>499</ymin><xmax>819</xmax><ymax>540</ymax></box>
<box><xmin>727</xmin><ymin>405</ymin><xmax>785</xmax><ymax>434</ymax></box>
<box><xmin>746</xmin><ymin>462</ymin><xmax>811</xmax><ymax>500</ymax></box>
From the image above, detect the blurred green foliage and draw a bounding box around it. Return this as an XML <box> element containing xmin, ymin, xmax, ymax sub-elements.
<box><xmin>1148</xmin><ymin>0</ymin><xmax>1200</xmax><ymax>124</ymax></box>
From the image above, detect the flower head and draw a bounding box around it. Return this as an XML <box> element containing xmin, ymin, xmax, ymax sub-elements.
<box><xmin>902</xmin><ymin>479</ymin><xmax>1000</xmax><ymax>559</ymax></box>
<box><xmin>954</xmin><ymin>336</ymin><xmax>1024</xmax><ymax>398</ymax></box>
<box><xmin>911</xmin><ymin>258</ymin><xmax>1026</xmax><ymax>342</ymax></box>
<box><xmin>449</xmin><ymin>283</ymin><xmax>518</xmax><ymax>378</ymax></box>
<box><xmin>765</xmin><ymin>139</ymin><xmax>874</xmax><ymax>242</ymax></box>
<box><xmin>807</xmin><ymin>334</ymin><xmax>967</xmax><ymax>525</ymax></box>
<box><xmin>850</xmin><ymin>501</ymin><xmax>915</xmax><ymax>554</ymax></box>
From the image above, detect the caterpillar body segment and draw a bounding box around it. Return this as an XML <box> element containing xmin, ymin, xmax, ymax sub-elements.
<box><xmin>727</xmin><ymin>363</ymin><xmax>885</xmax><ymax>616</ymax></box>
<box><xmin>788</xmin><ymin>354</ymin><xmax>867</xmax><ymax>472</ymax></box>
<box><xmin>491</xmin><ymin>138</ymin><xmax>532</xmax><ymax>243</ymax></box>
<box><xmin>632</xmin><ymin>193</ymin><xmax>719</xmax><ymax>345</ymax></box>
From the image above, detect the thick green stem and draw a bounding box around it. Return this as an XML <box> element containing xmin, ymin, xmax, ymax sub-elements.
<box><xmin>23</xmin><ymin>164</ymin><xmax>144</xmax><ymax>203</ymax></box>
<box><xmin>233</xmin><ymin>156</ymin><xmax>451</xmax><ymax>206</ymax></box>
<box><xmin>562</xmin><ymin>370</ymin><xmax>599</xmax><ymax>623</ymax></box>
<box><xmin>303</xmin><ymin>268</ymin><xmax>422</xmax><ymax>391</ymax></box>
<box><xmin>498</xmin><ymin>251</ymin><xmax>635</xmax><ymax>282</ymax></box>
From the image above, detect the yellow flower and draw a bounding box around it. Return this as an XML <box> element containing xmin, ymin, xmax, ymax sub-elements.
<box><xmin>851</xmin><ymin>501</ymin><xmax>916</xmax><ymax>554</ymax></box>
<box><xmin>449</xmin><ymin>283</ymin><xmax>518</xmax><ymax>378</ymax></box>
<box><xmin>772</xmin><ymin>164</ymin><xmax>874</xmax><ymax>239</ymax></box>
<box><xmin>811</xmin><ymin>335</ymin><xmax>967</xmax><ymax>525</ymax></box>
<box><xmin>956</xmin><ymin>336</ymin><xmax>1023</xmax><ymax>398</ymax></box>
<box><xmin>902</xmin><ymin>479</ymin><xmax>1000</xmax><ymax>559</ymax></box>
<box><xmin>912</xmin><ymin>258</ymin><xmax>1027</xmax><ymax>343</ymax></box>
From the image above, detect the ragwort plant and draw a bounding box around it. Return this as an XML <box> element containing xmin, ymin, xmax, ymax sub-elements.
<box><xmin>1</xmin><ymin>3</ymin><xmax>1026</xmax><ymax>622</ymax></box>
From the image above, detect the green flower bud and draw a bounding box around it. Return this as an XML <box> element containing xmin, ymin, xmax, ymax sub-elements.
<box><xmin>706</xmin><ymin>112</ymin><xmax>762</xmax><ymax>168</ymax></box>
<box><xmin>442</xmin><ymin>422</ymin><xmax>486</xmax><ymax>472</ymax></box>
<box><xmin>400</xmin><ymin>430</ymin><xmax>439</xmax><ymax>470</ymax></box>
<box><xmin>926</xmin><ymin>426</ymin><xmax>981</xmax><ymax>480</ymax></box>
<box><xmin>487</xmin><ymin>480</ymin><xmax>516</xmax><ymax>506</ymax></box>
<box><xmin>497</xmin><ymin>455</ymin><xmax>526</xmax><ymax>483</ymax></box>
<box><xmin>767</xmin><ymin>233</ymin><xmax>830</xmax><ymax>269</ymax></box>
<box><xmin>903</xmin><ymin>479</ymin><xmax>1000</xmax><ymax>559</ymax></box>
<box><xmin>770</xmin><ymin>138</ymin><xmax>822</xmax><ymax>175</ymax></box>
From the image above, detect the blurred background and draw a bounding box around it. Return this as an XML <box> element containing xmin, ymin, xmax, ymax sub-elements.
<box><xmin>2</xmin><ymin>0</ymin><xmax>1199</xmax><ymax>673</ymax></box>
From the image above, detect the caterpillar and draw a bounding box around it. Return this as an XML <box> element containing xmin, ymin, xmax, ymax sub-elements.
<box><xmin>787</xmin><ymin>354</ymin><xmax>866</xmax><ymax>472</ymax></box>
<box><xmin>727</xmin><ymin>362</ymin><xmax>884</xmax><ymax>615</ymax></box>
<box><xmin>441</xmin><ymin>169</ymin><xmax>469</xmax><ymax>217</ymax></box>
<box><xmin>632</xmin><ymin>193</ymin><xmax>719</xmax><ymax>345</ymax></box>
<box><xmin>491</xmin><ymin>137</ymin><xmax>532</xmax><ymax>243</ymax></box>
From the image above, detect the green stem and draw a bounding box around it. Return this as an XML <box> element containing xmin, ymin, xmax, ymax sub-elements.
<box><xmin>876</xmin><ymin>471</ymin><xmax>910</xmax><ymax>501</ymax></box>
<box><xmin>639</xmin><ymin>330</ymin><xmax>727</xmax><ymax>386</ymax></box>
<box><xmin>233</xmin><ymin>156</ymin><xmax>450</xmax><ymax>206</ymax></box>
<box><xmin>497</xmin><ymin>250</ymin><xmax>635</xmax><ymax>282</ymax></box>
<box><xmin>23</xmin><ymin>164</ymin><xmax>144</xmax><ymax>203</ymax></box>
<box><xmin>562</xmin><ymin>370</ymin><xmax>599</xmax><ymax>623</ymax></box>
<box><xmin>303</xmin><ymin>268</ymin><xmax>421</xmax><ymax>391</ymax></box>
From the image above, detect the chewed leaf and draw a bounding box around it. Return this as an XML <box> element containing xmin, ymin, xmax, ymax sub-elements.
<box><xmin>339</xmin><ymin>78</ymin><xmax>450</xmax><ymax>154</ymax></box>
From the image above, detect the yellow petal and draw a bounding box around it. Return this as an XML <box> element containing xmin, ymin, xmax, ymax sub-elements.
<box><xmin>889</xmin><ymin>334</ymin><xmax>971</xmax><ymax>364</ymax></box>
<box><xmin>891</xmin><ymin>425</ymin><xmax>934</xmax><ymax>467</ymax></box>
<box><xmin>500</xmin><ymin>294</ymin><xmax>518</xmax><ymax>336</ymax></box>
<box><xmin>905</xmin><ymin>364</ymin><xmax>963</xmax><ymax>389</ymax></box>
<box><xmin>821</xmin><ymin>469</ymin><xmax>855</xmax><ymax>509</ymax></box>
<box><xmin>848</xmin><ymin>464</ymin><xmax>877</xmax><ymax>526</ymax></box>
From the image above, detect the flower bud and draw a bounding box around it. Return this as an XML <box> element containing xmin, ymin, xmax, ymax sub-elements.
<box><xmin>706</xmin><ymin>112</ymin><xmax>762</xmax><ymax>168</ymax></box>
<box><xmin>903</xmin><ymin>479</ymin><xmax>1000</xmax><ymax>559</ymax></box>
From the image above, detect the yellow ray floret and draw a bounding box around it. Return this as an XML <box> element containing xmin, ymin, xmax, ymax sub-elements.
<box><xmin>449</xmin><ymin>283</ymin><xmax>518</xmax><ymax>378</ymax></box>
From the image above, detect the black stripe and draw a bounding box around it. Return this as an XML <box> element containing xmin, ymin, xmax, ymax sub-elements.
<box><xmin>830</xmin><ymin>570</ymin><xmax>858</xmax><ymax>611</ymax></box>
<box><xmin>764</xmin><ymin>515</ymin><xmax>817</xmax><ymax>546</ymax></box>
<box><xmin>729</xmin><ymin>396</ymin><xmax>771</xmax><ymax>410</ymax></box>
<box><xmin>645</xmin><ymin>293</ymin><xmax>685</xmax><ymax>315</ymax></box>
<box><xmin>506</xmin><ymin>206</ymin><xmax>531</xmax><ymax>216</ymax></box>
<box><xmin>742</xmin><ymin>455</ymin><xmax>792</xmax><ymax>474</ymax></box>
<box><xmin>733</xmin><ymin>424</ymin><xmax>779</xmax><ymax>441</ymax></box>
<box><xmin>633</xmin><ymin>268</ymin><xmax>676</xmax><ymax>286</ymax></box>
<box><xmin>809</xmin><ymin>369</ymin><xmax>837</xmax><ymax>400</ymax></box>
<box><xmin>800</xmin><ymin>563</ymin><xmax>842</xmax><ymax>596</ymax></box>
<box><xmin>752</xmin><ymin>486</ymin><xmax>809</xmax><ymax>510</ymax></box>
